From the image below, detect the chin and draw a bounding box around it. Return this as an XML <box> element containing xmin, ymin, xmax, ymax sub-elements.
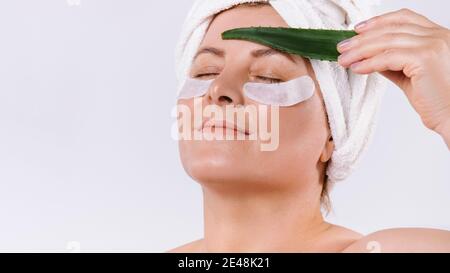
<box><xmin>179</xmin><ymin>146</ymin><xmax>282</xmax><ymax>192</ymax></box>
<box><xmin>179</xmin><ymin>141</ymin><xmax>255</xmax><ymax>185</ymax></box>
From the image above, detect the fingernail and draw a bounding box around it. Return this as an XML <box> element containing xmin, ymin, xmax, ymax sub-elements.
<box><xmin>355</xmin><ymin>20</ymin><xmax>368</xmax><ymax>31</ymax></box>
<box><xmin>337</xmin><ymin>38</ymin><xmax>352</xmax><ymax>51</ymax></box>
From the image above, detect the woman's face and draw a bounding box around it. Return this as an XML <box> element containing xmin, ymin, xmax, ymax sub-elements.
<box><xmin>178</xmin><ymin>5</ymin><xmax>334</xmax><ymax>193</ymax></box>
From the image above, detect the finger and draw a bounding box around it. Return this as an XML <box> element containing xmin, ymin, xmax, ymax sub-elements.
<box><xmin>338</xmin><ymin>24</ymin><xmax>434</xmax><ymax>53</ymax></box>
<box><xmin>349</xmin><ymin>48</ymin><xmax>421</xmax><ymax>75</ymax></box>
<box><xmin>338</xmin><ymin>33</ymin><xmax>428</xmax><ymax>67</ymax></box>
<box><xmin>355</xmin><ymin>8</ymin><xmax>439</xmax><ymax>33</ymax></box>
<box><xmin>349</xmin><ymin>48</ymin><xmax>420</xmax><ymax>89</ymax></box>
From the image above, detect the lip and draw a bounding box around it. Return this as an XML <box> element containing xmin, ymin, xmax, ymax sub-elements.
<box><xmin>200</xmin><ymin>119</ymin><xmax>250</xmax><ymax>136</ymax></box>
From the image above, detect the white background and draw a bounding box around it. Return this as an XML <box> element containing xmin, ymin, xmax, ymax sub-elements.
<box><xmin>0</xmin><ymin>0</ymin><xmax>448</xmax><ymax>252</ymax></box>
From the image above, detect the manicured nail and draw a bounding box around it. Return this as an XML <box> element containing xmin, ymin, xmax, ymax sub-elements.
<box><xmin>337</xmin><ymin>38</ymin><xmax>352</xmax><ymax>51</ymax></box>
<box><xmin>355</xmin><ymin>20</ymin><xmax>368</xmax><ymax>31</ymax></box>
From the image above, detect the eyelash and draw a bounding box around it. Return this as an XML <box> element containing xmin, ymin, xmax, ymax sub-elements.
<box><xmin>255</xmin><ymin>76</ymin><xmax>282</xmax><ymax>84</ymax></box>
<box><xmin>195</xmin><ymin>73</ymin><xmax>282</xmax><ymax>84</ymax></box>
<box><xmin>195</xmin><ymin>73</ymin><xmax>218</xmax><ymax>79</ymax></box>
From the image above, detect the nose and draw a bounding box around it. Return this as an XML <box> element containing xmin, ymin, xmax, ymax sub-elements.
<box><xmin>205</xmin><ymin>73</ymin><xmax>245</xmax><ymax>107</ymax></box>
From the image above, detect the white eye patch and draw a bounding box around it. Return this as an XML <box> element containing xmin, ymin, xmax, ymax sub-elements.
<box><xmin>178</xmin><ymin>75</ymin><xmax>315</xmax><ymax>107</ymax></box>
<box><xmin>178</xmin><ymin>77</ymin><xmax>213</xmax><ymax>99</ymax></box>
<box><xmin>243</xmin><ymin>75</ymin><xmax>315</xmax><ymax>106</ymax></box>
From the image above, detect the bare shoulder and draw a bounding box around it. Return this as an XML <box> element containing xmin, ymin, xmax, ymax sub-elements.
<box><xmin>342</xmin><ymin>228</ymin><xmax>450</xmax><ymax>253</ymax></box>
<box><xmin>327</xmin><ymin>224</ymin><xmax>364</xmax><ymax>239</ymax></box>
<box><xmin>166</xmin><ymin>239</ymin><xmax>204</xmax><ymax>253</ymax></box>
<box><xmin>313</xmin><ymin>224</ymin><xmax>363</xmax><ymax>252</ymax></box>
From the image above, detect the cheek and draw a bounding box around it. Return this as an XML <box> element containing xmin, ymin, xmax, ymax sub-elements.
<box><xmin>276</xmin><ymin>95</ymin><xmax>329</xmax><ymax>165</ymax></box>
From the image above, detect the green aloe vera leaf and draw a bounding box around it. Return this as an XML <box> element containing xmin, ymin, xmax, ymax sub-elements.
<box><xmin>222</xmin><ymin>27</ymin><xmax>357</xmax><ymax>62</ymax></box>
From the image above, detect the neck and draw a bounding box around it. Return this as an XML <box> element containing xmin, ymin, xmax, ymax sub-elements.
<box><xmin>200</xmin><ymin>183</ymin><xmax>329</xmax><ymax>252</ymax></box>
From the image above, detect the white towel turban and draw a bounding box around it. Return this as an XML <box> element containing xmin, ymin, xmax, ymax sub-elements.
<box><xmin>174</xmin><ymin>0</ymin><xmax>387</xmax><ymax>183</ymax></box>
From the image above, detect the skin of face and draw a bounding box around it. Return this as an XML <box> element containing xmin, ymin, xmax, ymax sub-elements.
<box><xmin>177</xmin><ymin>4</ymin><xmax>334</xmax><ymax>198</ymax></box>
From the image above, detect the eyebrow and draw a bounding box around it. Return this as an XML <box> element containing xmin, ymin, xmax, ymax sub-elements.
<box><xmin>251</xmin><ymin>48</ymin><xmax>298</xmax><ymax>64</ymax></box>
<box><xmin>193</xmin><ymin>46</ymin><xmax>298</xmax><ymax>64</ymax></box>
<box><xmin>193</xmin><ymin>47</ymin><xmax>225</xmax><ymax>60</ymax></box>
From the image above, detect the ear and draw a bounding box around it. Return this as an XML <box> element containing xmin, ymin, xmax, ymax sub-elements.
<box><xmin>320</xmin><ymin>135</ymin><xmax>334</xmax><ymax>163</ymax></box>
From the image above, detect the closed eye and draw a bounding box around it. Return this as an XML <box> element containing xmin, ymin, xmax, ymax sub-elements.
<box><xmin>195</xmin><ymin>73</ymin><xmax>282</xmax><ymax>84</ymax></box>
<box><xmin>194</xmin><ymin>73</ymin><xmax>219</xmax><ymax>79</ymax></box>
<box><xmin>254</xmin><ymin>76</ymin><xmax>282</xmax><ymax>84</ymax></box>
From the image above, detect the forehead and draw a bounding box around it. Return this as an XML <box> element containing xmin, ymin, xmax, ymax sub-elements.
<box><xmin>201</xmin><ymin>5</ymin><xmax>289</xmax><ymax>44</ymax></box>
<box><xmin>195</xmin><ymin>4</ymin><xmax>309</xmax><ymax>73</ymax></box>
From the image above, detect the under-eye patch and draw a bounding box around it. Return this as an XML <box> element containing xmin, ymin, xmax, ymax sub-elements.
<box><xmin>177</xmin><ymin>75</ymin><xmax>315</xmax><ymax>107</ymax></box>
<box><xmin>243</xmin><ymin>75</ymin><xmax>315</xmax><ymax>106</ymax></box>
<box><xmin>178</xmin><ymin>77</ymin><xmax>214</xmax><ymax>99</ymax></box>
